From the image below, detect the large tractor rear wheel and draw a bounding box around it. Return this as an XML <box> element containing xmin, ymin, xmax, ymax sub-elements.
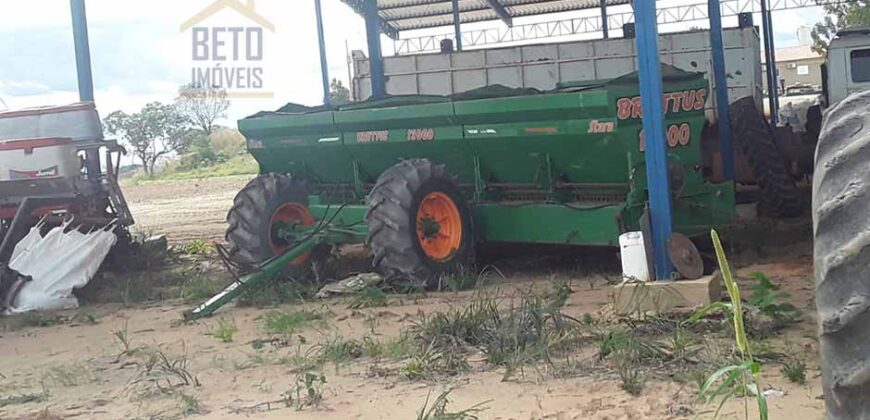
<box><xmin>225</xmin><ymin>174</ymin><xmax>321</xmax><ymax>280</ymax></box>
<box><xmin>813</xmin><ymin>91</ymin><xmax>870</xmax><ymax>419</ymax></box>
<box><xmin>731</xmin><ymin>96</ymin><xmax>803</xmax><ymax>217</ymax></box>
<box><xmin>365</xmin><ymin>159</ymin><xmax>474</xmax><ymax>286</ymax></box>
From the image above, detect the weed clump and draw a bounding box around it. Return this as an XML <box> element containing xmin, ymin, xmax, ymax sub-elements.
<box><xmin>207</xmin><ymin>316</ymin><xmax>237</xmax><ymax>343</ymax></box>
<box><xmin>284</xmin><ymin>372</ymin><xmax>326</xmax><ymax>410</ymax></box>
<box><xmin>178</xmin><ymin>239</ymin><xmax>211</xmax><ymax>256</ymax></box>
<box><xmin>261</xmin><ymin>310</ymin><xmax>323</xmax><ymax>336</ymax></box>
<box><xmin>0</xmin><ymin>390</ymin><xmax>48</xmax><ymax>408</ymax></box>
<box><xmin>238</xmin><ymin>280</ymin><xmax>316</xmax><ymax>307</ymax></box>
<box><xmin>780</xmin><ymin>357</ymin><xmax>807</xmax><ymax>385</ymax></box>
<box><xmin>176</xmin><ymin>391</ymin><xmax>202</xmax><ymax>415</ymax></box>
<box><xmin>402</xmin><ymin>284</ymin><xmax>583</xmax><ymax>380</ymax></box>
<box><xmin>43</xmin><ymin>364</ymin><xmax>100</xmax><ymax>387</ymax></box>
<box><xmin>416</xmin><ymin>388</ymin><xmax>489</xmax><ymax>420</ymax></box>
<box><xmin>180</xmin><ymin>277</ymin><xmax>217</xmax><ymax>303</ymax></box>
<box><xmin>348</xmin><ymin>285</ymin><xmax>388</xmax><ymax>309</ymax></box>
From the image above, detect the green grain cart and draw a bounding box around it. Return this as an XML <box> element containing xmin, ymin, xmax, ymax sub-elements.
<box><xmin>224</xmin><ymin>67</ymin><xmax>740</xmax><ymax>284</ymax></box>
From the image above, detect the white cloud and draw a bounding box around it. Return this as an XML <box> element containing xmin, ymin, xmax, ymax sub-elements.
<box><xmin>0</xmin><ymin>80</ymin><xmax>53</xmax><ymax>96</ymax></box>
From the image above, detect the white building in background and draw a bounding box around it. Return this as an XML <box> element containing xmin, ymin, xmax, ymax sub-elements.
<box><xmin>762</xmin><ymin>26</ymin><xmax>824</xmax><ymax>95</ymax></box>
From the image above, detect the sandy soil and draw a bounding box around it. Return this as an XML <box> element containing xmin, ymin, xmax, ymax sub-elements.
<box><xmin>0</xmin><ymin>176</ymin><xmax>824</xmax><ymax>419</ymax></box>
<box><xmin>0</xmin><ymin>261</ymin><xmax>823</xmax><ymax>419</ymax></box>
<box><xmin>123</xmin><ymin>176</ymin><xmax>252</xmax><ymax>243</ymax></box>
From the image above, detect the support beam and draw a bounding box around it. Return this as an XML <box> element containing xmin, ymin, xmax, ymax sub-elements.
<box><xmin>70</xmin><ymin>0</ymin><xmax>101</xmax><ymax>184</ymax></box>
<box><xmin>314</xmin><ymin>0</ymin><xmax>331</xmax><ymax>106</ymax></box>
<box><xmin>363</xmin><ymin>0</ymin><xmax>386</xmax><ymax>98</ymax></box>
<box><xmin>452</xmin><ymin>0</ymin><xmax>463</xmax><ymax>51</ymax></box>
<box><xmin>760</xmin><ymin>0</ymin><xmax>778</xmax><ymax>123</ymax></box>
<box><xmin>600</xmin><ymin>0</ymin><xmax>609</xmax><ymax>38</ymax></box>
<box><xmin>345</xmin><ymin>0</ymin><xmax>400</xmax><ymax>39</ymax></box>
<box><xmin>485</xmin><ymin>0</ymin><xmax>513</xmax><ymax>27</ymax></box>
<box><xmin>632</xmin><ymin>0</ymin><xmax>674</xmax><ymax>280</ymax></box>
<box><xmin>70</xmin><ymin>0</ymin><xmax>94</xmax><ymax>102</ymax></box>
<box><xmin>708</xmin><ymin>0</ymin><xmax>735</xmax><ymax>181</ymax></box>
<box><xmin>764</xmin><ymin>0</ymin><xmax>780</xmax><ymax>119</ymax></box>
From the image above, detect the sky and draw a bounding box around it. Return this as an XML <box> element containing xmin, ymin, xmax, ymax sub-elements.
<box><xmin>0</xmin><ymin>0</ymin><xmax>827</xmax><ymax>126</ymax></box>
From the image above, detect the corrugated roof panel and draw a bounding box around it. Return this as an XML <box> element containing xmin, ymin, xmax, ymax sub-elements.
<box><xmin>391</xmin><ymin>9</ymin><xmax>501</xmax><ymax>30</ymax></box>
<box><xmin>379</xmin><ymin>0</ymin><xmax>488</xmax><ymax>21</ymax></box>
<box><xmin>343</xmin><ymin>0</ymin><xmax>631</xmax><ymax>32</ymax></box>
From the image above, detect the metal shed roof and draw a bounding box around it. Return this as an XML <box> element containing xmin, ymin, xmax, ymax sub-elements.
<box><xmin>341</xmin><ymin>0</ymin><xmax>631</xmax><ymax>38</ymax></box>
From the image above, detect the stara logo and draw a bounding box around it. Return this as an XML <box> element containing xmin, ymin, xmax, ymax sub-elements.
<box><xmin>180</xmin><ymin>0</ymin><xmax>275</xmax><ymax>99</ymax></box>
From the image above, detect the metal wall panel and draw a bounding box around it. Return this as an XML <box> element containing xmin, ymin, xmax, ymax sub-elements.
<box><xmin>353</xmin><ymin>27</ymin><xmax>762</xmax><ymax>115</ymax></box>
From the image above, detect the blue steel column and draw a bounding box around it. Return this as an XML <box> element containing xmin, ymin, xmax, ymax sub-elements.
<box><xmin>764</xmin><ymin>1</ymin><xmax>780</xmax><ymax>117</ymax></box>
<box><xmin>452</xmin><ymin>0</ymin><xmax>463</xmax><ymax>51</ymax></box>
<box><xmin>600</xmin><ymin>0</ymin><xmax>609</xmax><ymax>38</ymax></box>
<box><xmin>70</xmin><ymin>0</ymin><xmax>94</xmax><ymax>102</ymax></box>
<box><xmin>760</xmin><ymin>0</ymin><xmax>777</xmax><ymax>123</ymax></box>
<box><xmin>632</xmin><ymin>0</ymin><xmax>674</xmax><ymax>280</ymax></box>
<box><xmin>363</xmin><ymin>0</ymin><xmax>386</xmax><ymax>99</ymax></box>
<box><xmin>315</xmin><ymin>0</ymin><xmax>331</xmax><ymax>106</ymax></box>
<box><xmin>708</xmin><ymin>0</ymin><xmax>734</xmax><ymax>181</ymax></box>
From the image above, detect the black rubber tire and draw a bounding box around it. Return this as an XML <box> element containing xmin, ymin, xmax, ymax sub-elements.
<box><xmin>730</xmin><ymin>96</ymin><xmax>803</xmax><ymax>217</ymax></box>
<box><xmin>225</xmin><ymin>174</ymin><xmax>319</xmax><ymax>280</ymax></box>
<box><xmin>813</xmin><ymin>91</ymin><xmax>870</xmax><ymax>419</ymax></box>
<box><xmin>365</xmin><ymin>159</ymin><xmax>474</xmax><ymax>286</ymax></box>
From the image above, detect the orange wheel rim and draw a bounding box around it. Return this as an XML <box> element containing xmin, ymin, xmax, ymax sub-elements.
<box><xmin>416</xmin><ymin>192</ymin><xmax>462</xmax><ymax>261</ymax></box>
<box><xmin>270</xmin><ymin>203</ymin><xmax>315</xmax><ymax>264</ymax></box>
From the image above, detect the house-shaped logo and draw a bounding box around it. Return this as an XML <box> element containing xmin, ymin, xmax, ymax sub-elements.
<box><xmin>180</xmin><ymin>0</ymin><xmax>274</xmax><ymax>32</ymax></box>
<box><xmin>180</xmin><ymin>0</ymin><xmax>275</xmax><ymax>98</ymax></box>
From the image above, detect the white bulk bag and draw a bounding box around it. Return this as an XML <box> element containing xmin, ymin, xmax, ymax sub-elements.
<box><xmin>6</xmin><ymin>220</ymin><xmax>117</xmax><ymax>313</ymax></box>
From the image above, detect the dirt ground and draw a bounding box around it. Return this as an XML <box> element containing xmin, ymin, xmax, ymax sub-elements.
<box><xmin>122</xmin><ymin>176</ymin><xmax>252</xmax><ymax>243</ymax></box>
<box><xmin>0</xmin><ymin>177</ymin><xmax>824</xmax><ymax>420</ymax></box>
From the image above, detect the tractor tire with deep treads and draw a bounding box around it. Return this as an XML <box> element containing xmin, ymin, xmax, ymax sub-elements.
<box><xmin>813</xmin><ymin>91</ymin><xmax>870</xmax><ymax>419</ymax></box>
<box><xmin>730</xmin><ymin>96</ymin><xmax>803</xmax><ymax>217</ymax></box>
<box><xmin>365</xmin><ymin>159</ymin><xmax>473</xmax><ymax>286</ymax></box>
<box><xmin>225</xmin><ymin>173</ymin><xmax>319</xmax><ymax>280</ymax></box>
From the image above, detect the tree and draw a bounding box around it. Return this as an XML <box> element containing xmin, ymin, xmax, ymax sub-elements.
<box><xmin>330</xmin><ymin>78</ymin><xmax>351</xmax><ymax>105</ymax></box>
<box><xmin>103</xmin><ymin>102</ymin><xmax>192</xmax><ymax>176</ymax></box>
<box><xmin>176</xmin><ymin>84</ymin><xmax>230</xmax><ymax>134</ymax></box>
<box><xmin>811</xmin><ymin>0</ymin><xmax>870</xmax><ymax>53</ymax></box>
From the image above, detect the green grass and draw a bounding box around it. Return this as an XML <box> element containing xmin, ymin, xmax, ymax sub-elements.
<box><xmin>178</xmin><ymin>239</ymin><xmax>211</xmax><ymax>256</ymax></box>
<box><xmin>124</xmin><ymin>154</ymin><xmax>257</xmax><ymax>185</ymax></box>
<box><xmin>69</xmin><ymin>311</ymin><xmax>99</xmax><ymax>325</ymax></box>
<box><xmin>0</xmin><ymin>391</ymin><xmax>49</xmax><ymax>408</ymax></box>
<box><xmin>180</xmin><ymin>277</ymin><xmax>218</xmax><ymax>303</ymax></box>
<box><xmin>312</xmin><ymin>337</ymin><xmax>364</xmax><ymax>366</ymax></box>
<box><xmin>617</xmin><ymin>362</ymin><xmax>646</xmax><ymax>396</ymax></box>
<box><xmin>261</xmin><ymin>310</ymin><xmax>323</xmax><ymax>336</ymax></box>
<box><xmin>416</xmin><ymin>389</ymin><xmax>489</xmax><ymax>420</ymax></box>
<box><xmin>0</xmin><ymin>312</ymin><xmax>66</xmax><ymax>331</ymax></box>
<box><xmin>43</xmin><ymin>364</ymin><xmax>100</xmax><ymax>387</ymax></box>
<box><xmin>96</xmin><ymin>273</ymin><xmax>160</xmax><ymax>305</ymax></box>
<box><xmin>176</xmin><ymin>392</ymin><xmax>202</xmax><ymax>416</ymax></box>
<box><xmin>400</xmin><ymin>341</ymin><xmax>470</xmax><ymax>380</ymax></box>
<box><xmin>347</xmin><ymin>285</ymin><xmax>388</xmax><ymax>309</ymax></box>
<box><xmin>207</xmin><ymin>316</ymin><xmax>237</xmax><ymax>343</ymax></box>
<box><xmin>780</xmin><ymin>357</ymin><xmax>807</xmax><ymax>385</ymax></box>
<box><xmin>138</xmin><ymin>346</ymin><xmax>200</xmax><ymax>387</ymax></box>
<box><xmin>399</xmin><ymin>289</ymin><xmax>584</xmax><ymax>381</ymax></box>
<box><xmin>112</xmin><ymin>322</ymin><xmax>141</xmax><ymax>359</ymax></box>
<box><xmin>361</xmin><ymin>335</ymin><xmax>414</xmax><ymax>359</ymax></box>
<box><xmin>443</xmin><ymin>270</ymin><xmax>478</xmax><ymax>292</ymax></box>
<box><xmin>237</xmin><ymin>280</ymin><xmax>316</xmax><ymax>307</ymax></box>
